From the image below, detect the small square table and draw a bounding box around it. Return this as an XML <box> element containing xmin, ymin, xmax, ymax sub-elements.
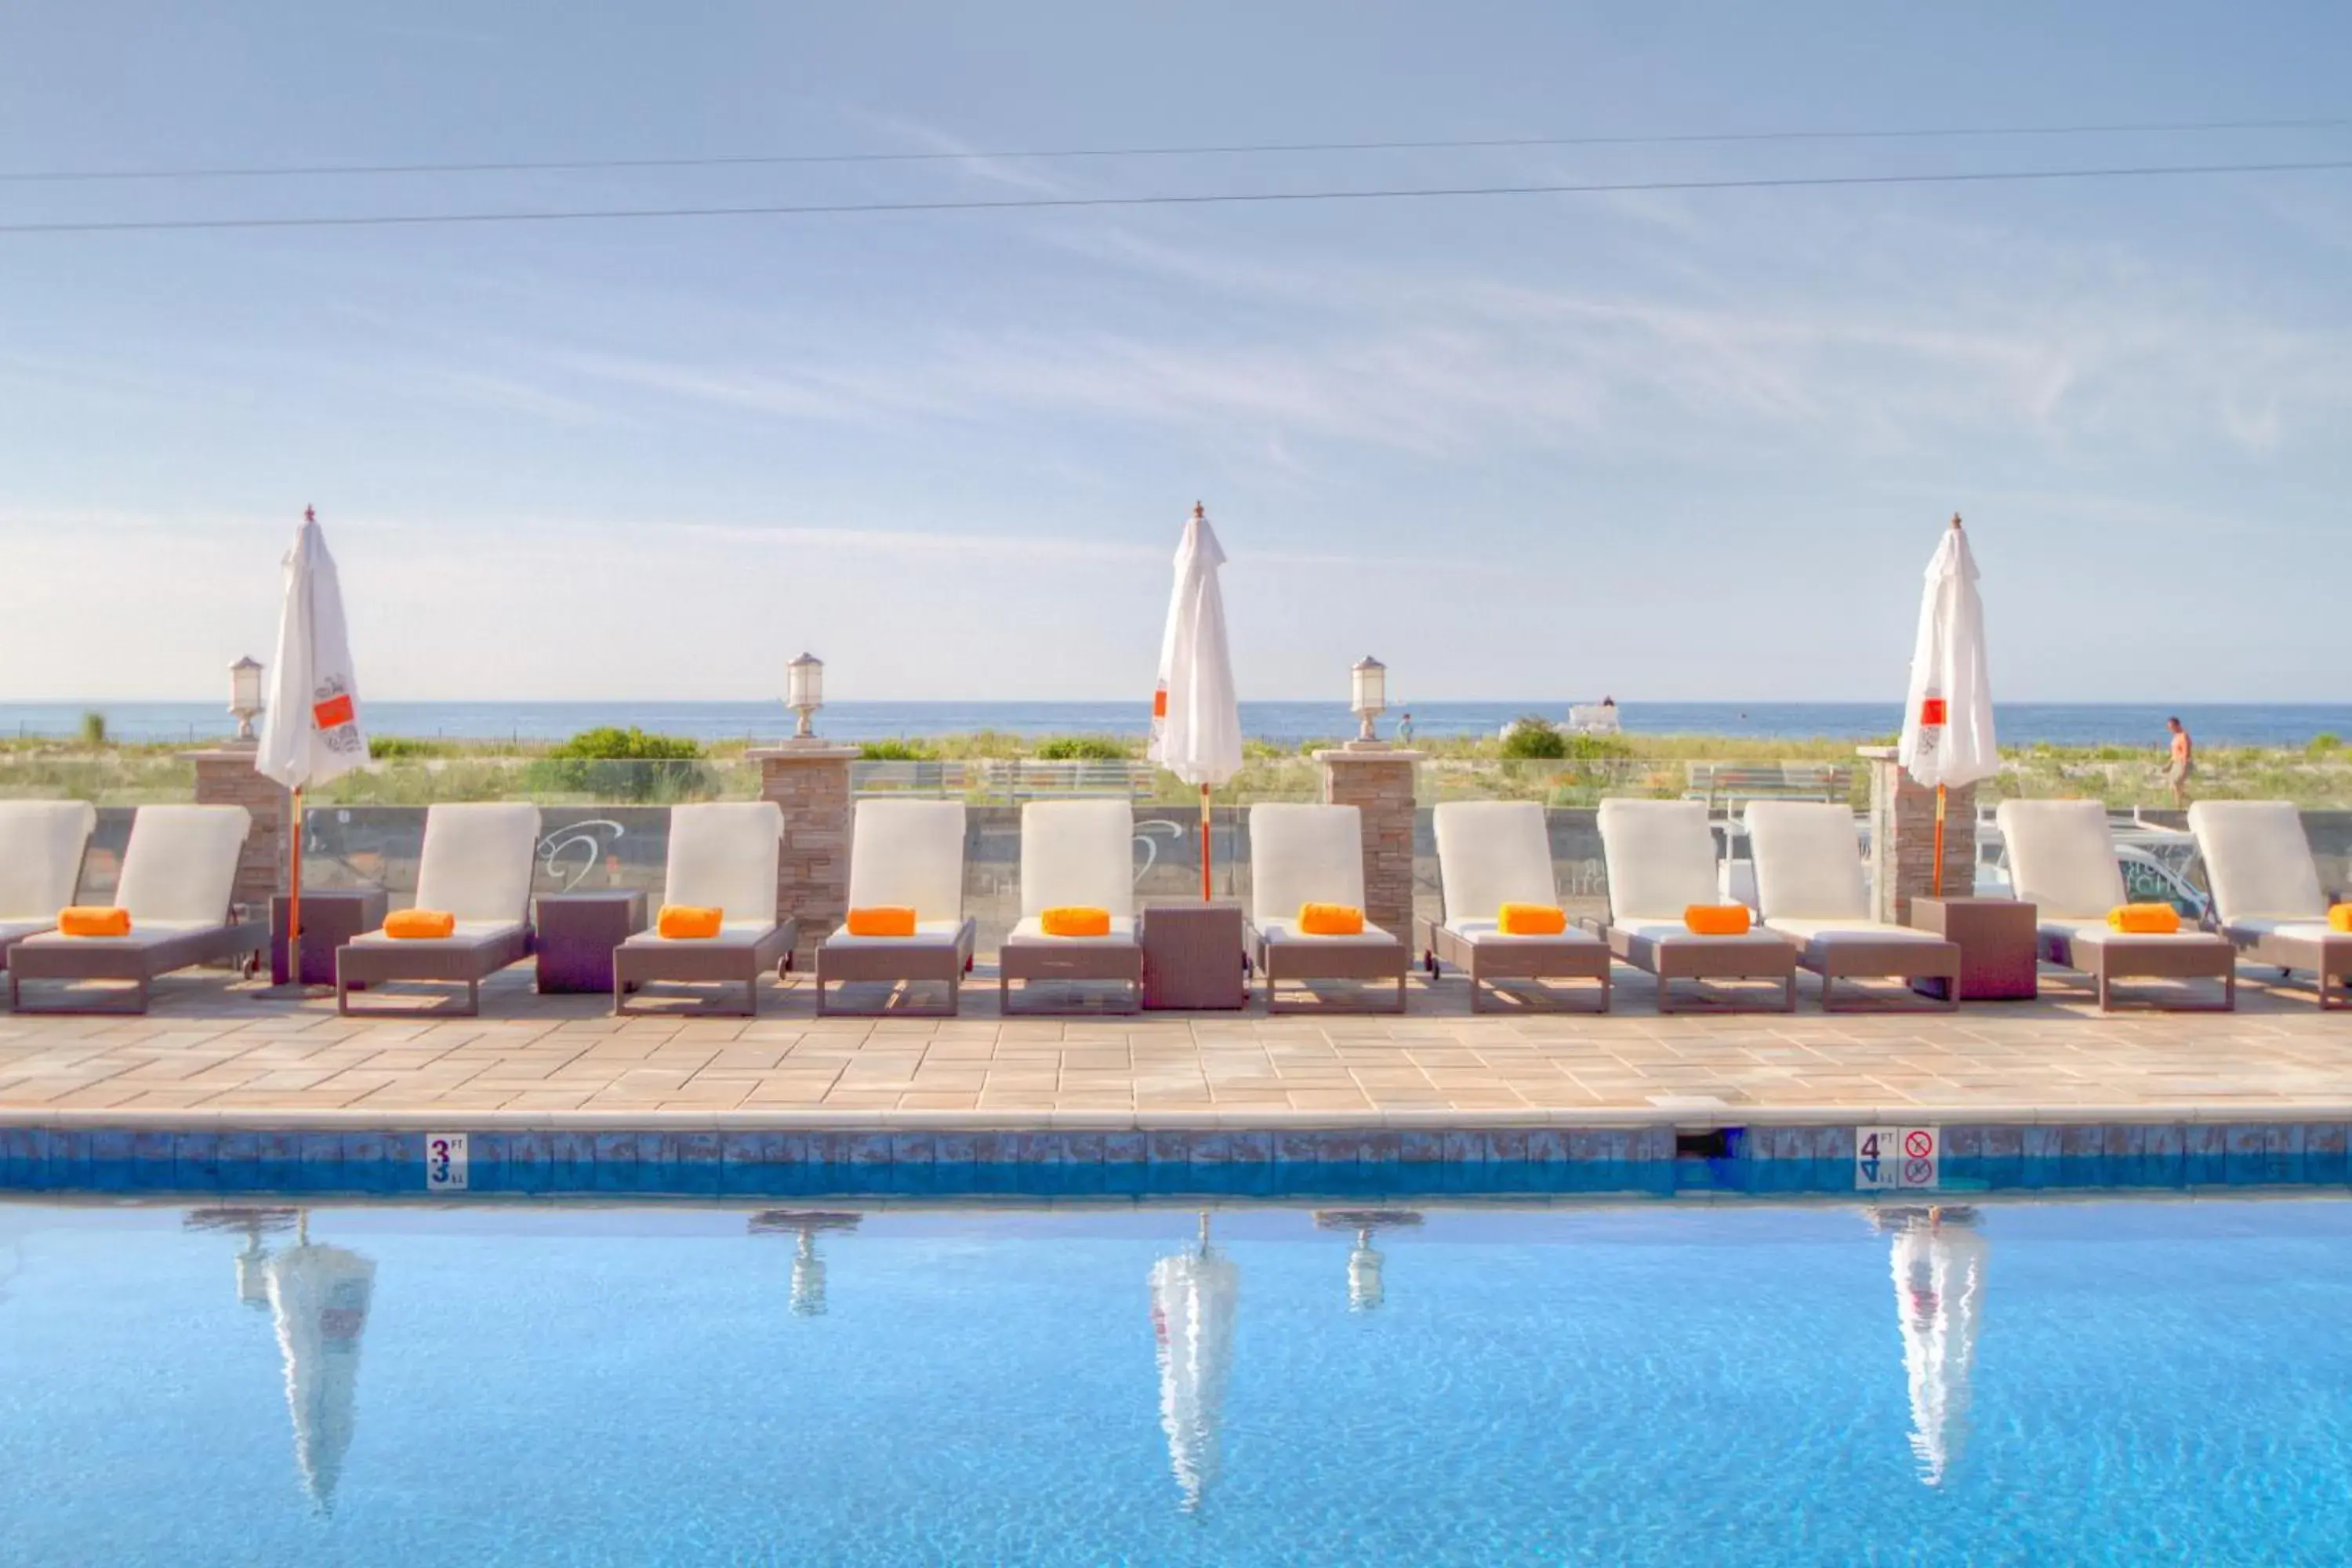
<box><xmin>1139</xmin><ymin>902</ymin><xmax>1248</xmax><ymax>1011</ymax></box>
<box><xmin>535</xmin><ymin>891</ymin><xmax>648</xmax><ymax>995</ymax></box>
<box><xmin>271</xmin><ymin>887</ymin><xmax>389</xmax><ymax>987</ymax></box>
<box><xmin>1908</xmin><ymin>895</ymin><xmax>2039</xmax><ymax>1002</ymax></box>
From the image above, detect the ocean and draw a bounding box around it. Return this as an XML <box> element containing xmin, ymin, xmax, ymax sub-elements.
<box><xmin>4</xmin><ymin>700</ymin><xmax>2347</xmax><ymax>749</ymax></box>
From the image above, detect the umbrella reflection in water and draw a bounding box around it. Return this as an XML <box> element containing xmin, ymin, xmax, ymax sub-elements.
<box><xmin>750</xmin><ymin>1211</ymin><xmax>862</xmax><ymax>1316</ymax></box>
<box><xmin>1150</xmin><ymin>1211</ymin><xmax>1239</xmax><ymax>1515</ymax></box>
<box><xmin>1311</xmin><ymin>1210</ymin><xmax>1425</xmax><ymax>1312</ymax></box>
<box><xmin>182</xmin><ymin>1207</ymin><xmax>301</xmax><ymax>1311</ymax></box>
<box><xmin>1874</xmin><ymin>1205</ymin><xmax>1988</xmax><ymax>1487</ymax></box>
<box><xmin>262</xmin><ymin>1212</ymin><xmax>376</xmax><ymax>1515</ymax></box>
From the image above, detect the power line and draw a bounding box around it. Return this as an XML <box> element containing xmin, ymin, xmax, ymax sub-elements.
<box><xmin>2</xmin><ymin>157</ymin><xmax>2347</xmax><ymax>237</ymax></box>
<box><xmin>2</xmin><ymin>115</ymin><xmax>2347</xmax><ymax>184</ymax></box>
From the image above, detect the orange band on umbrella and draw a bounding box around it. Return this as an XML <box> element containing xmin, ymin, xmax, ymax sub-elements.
<box><xmin>312</xmin><ymin>694</ymin><xmax>355</xmax><ymax>728</ymax></box>
<box><xmin>1918</xmin><ymin>697</ymin><xmax>1947</xmax><ymax>726</ymax></box>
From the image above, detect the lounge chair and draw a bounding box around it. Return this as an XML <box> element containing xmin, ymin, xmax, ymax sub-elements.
<box><xmin>1246</xmin><ymin>803</ymin><xmax>1408</xmax><ymax>1014</ymax></box>
<box><xmin>815</xmin><ymin>800</ymin><xmax>977</xmax><ymax>1017</ymax></box>
<box><xmin>336</xmin><ymin>803</ymin><xmax>541</xmax><ymax>1018</ymax></box>
<box><xmin>2187</xmin><ymin>800</ymin><xmax>2349</xmax><ymax>1008</ymax></box>
<box><xmin>1994</xmin><ymin>799</ymin><xmax>2234</xmax><ymax>1011</ymax></box>
<box><xmin>612</xmin><ymin>802</ymin><xmax>797</xmax><ymax>1017</ymax></box>
<box><xmin>1744</xmin><ymin>802</ymin><xmax>1962</xmax><ymax>1010</ymax></box>
<box><xmin>6</xmin><ymin>804</ymin><xmax>265</xmax><ymax>1014</ymax></box>
<box><xmin>1592</xmin><ymin>799</ymin><xmax>1798</xmax><ymax>1013</ymax></box>
<box><xmin>999</xmin><ymin>800</ymin><xmax>1143</xmax><ymax>1014</ymax></box>
<box><xmin>1415</xmin><ymin>800</ymin><xmax>1610</xmax><ymax>1012</ymax></box>
<box><xmin>0</xmin><ymin>800</ymin><xmax>98</xmax><ymax>973</ymax></box>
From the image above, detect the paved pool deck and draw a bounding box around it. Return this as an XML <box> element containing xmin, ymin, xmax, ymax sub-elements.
<box><xmin>2</xmin><ymin>963</ymin><xmax>2347</xmax><ymax>1129</ymax></box>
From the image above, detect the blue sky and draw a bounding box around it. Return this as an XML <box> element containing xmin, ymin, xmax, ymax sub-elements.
<box><xmin>2</xmin><ymin>2</ymin><xmax>2347</xmax><ymax>706</ymax></box>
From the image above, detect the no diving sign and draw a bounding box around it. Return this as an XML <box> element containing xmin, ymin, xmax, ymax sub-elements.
<box><xmin>1856</xmin><ymin>1126</ymin><xmax>1940</xmax><ymax>1191</ymax></box>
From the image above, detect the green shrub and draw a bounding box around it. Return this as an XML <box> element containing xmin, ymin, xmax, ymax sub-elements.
<box><xmin>1563</xmin><ymin>732</ymin><xmax>1632</xmax><ymax>761</ymax></box>
<box><xmin>367</xmin><ymin>735</ymin><xmax>458</xmax><ymax>760</ymax></box>
<box><xmin>1499</xmin><ymin>717</ymin><xmax>1567</xmax><ymax>760</ymax></box>
<box><xmin>78</xmin><ymin>711</ymin><xmax>107</xmax><ymax>747</ymax></box>
<box><xmin>2310</xmin><ymin>733</ymin><xmax>2342</xmax><ymax>755</ymax></box>
<box><xmin>546</xmin><ymin>726</ymin><xmax>702</xmax><ymax>762</ymax></box>
<box><xmin>531</xmin><ymin>726</ymin><xmax>710</xmax><ymax>801</ymax></box>
<box><xmin>1032</xmin><ymin>735</ymin><xmax>1131</xmax><ymax>761</ymax></box>
<box><xmin>858</xmin><ymin>739</ymin><xmax>935</xmax><ymax>761</ymax></box>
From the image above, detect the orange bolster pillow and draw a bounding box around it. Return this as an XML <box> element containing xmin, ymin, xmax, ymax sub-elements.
<box><xmin>2330</xmin><ymin>905</ymin><xmax>2352</xmax><ymax>935</ymax></box>
<box><xmin>846</xmin><ymin>906</ymin><xmax>917</xmax><ymax>938</ymax></box>
<box><xmin>2107</xmin><ymin>903</ymin><xmax>2180</xmax><ymax>935</ymax></box>
<box><xmin>385</xmin><ymin>909</ymin><xmax>456</xmax><ymax>940</ymax></box>
<box><xmin>58</xmin><ymin>906</ymin><xmax>131</xmax><ymax>938</ymax></box>
<box><xmin>658</xmin><ymin>905</ymin><xmax>723</xmax><ymax>939</ymax></box>
<box><xmin>1298</xmin><ymin>902</ymin><xmax>1364</xmax><ymax>936</ymax></box>
<box><xmin>1684</xmin><ymin>904</ymin><xmax>1752</xmax><ymax>936</ymax></box>
<box><xmin>1497</xmin><ymin>902</ymin><xmax>1567</xmax><ymax>936</ymax></box>
<box><xmin>1040</xmin><ymin>906</ymin><xmax>1111</xmax><ymax>938</ymax></box>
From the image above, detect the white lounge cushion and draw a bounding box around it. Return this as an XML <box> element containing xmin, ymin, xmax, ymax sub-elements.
<box><xmin>622</xmin><ymin>920</ymin><xmax>776</xmax><ymax>949</ymax></box>
<box><xmin>1433</xmin><ymin>801</ymin><xmax>1557</xmax><ymax>924</ymax></box>
<box><xmin>2039</xmin><ymin>917</ymin><xmax>2224</xmax><ymax>949</ymax></box>
<box><xmin>2224</xmin><ymin>917</ymin><xmax>2344</xmax><ymax>942</ymax></box>
<box><xmin>0</xmin><ymin>800</ymin><xmax>97</xmax><ymax>920</ymax></box>
<box><xmin>16</xmin><ymin>919</ymin><xmax>225</xmax><ymax>952</ymax></box>
<box><xmin>1444</xmin><ymin>917</ymin><xmax>1602</xmax><ymax>946</ymax></box>
<box><xmin>662</xmin><ymin>801</ymin><xmax>783</xmax><ymax>924</ymax></box>
<box><xmin>1597</xmin><ymin>800</ymin><xmax>1722</xmax><ymax>923</ymax></box>
<box><xmin>0</xmin><ymin>916</ymin><xmax>55</xmax><ymax>945</ymax></box>
<box><xmin>347</xmin><ymin>919</ymin><xmax>527</xmax><ymax>951</ymax></box>
<box><xmin>1995</xmin><ymin>800</ymin><xmax>2127</xmax><ymax>919</ymax></box>
<box><xmin>1610</xmin><ymin>916</ymin><xmax>1791</xmax><ymax>948</ymax></box>
<box><xmin>2188</xmin><ymin>800</ymin><xmax>2327</xmax><ymax>924</ymax></box>
<box><xmin>824</xmin><ymin>918</ymin><xmax>969</xmax><ymax>949</ymax></box>
<box><xmin>1767</xmin><ymin>917</ymin><xmax>1947</xmax><ymax>945</ymax></box>
<box><xmin>1256</xmin><ymin>915</ymin><xmax>1399</xmax><ymax>947</ymax></box>
<box><xmin>1004</xmin><ymin>915</ymin><xmax>1138</xmax><ymax>946</ymax></box>
<box><xmin>1019</xmin><ymin>800</ymin><xmax>1135</xmax><ymax>919</ymax></box>
<box><xmin>412</xmin><ymin>804</ymin><xmax>542</xmax><ymax>924</ymax></box>
<box><xmin>1248</xmin><ymin>804</ymin><xmax>1366</xmax><ymax>926</ymax></box>
<box><xmin>112</xmin><ymin>804</ymin><xmax>251</xmax><ymax>925</ymax></box>
<box><xmin>847</xmin><ymin>800</ymin><xmax>967</xmax><ymax>923</ymax></box>
<box><xmin>1744</xmin><ymin>803</ymin><xmax>1870</xmax><ymax>921</ymax></box>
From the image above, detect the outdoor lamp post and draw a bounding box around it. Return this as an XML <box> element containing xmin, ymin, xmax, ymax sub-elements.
<box><xmin>228</xmin><ymin>655</ymin><xmax>265</xmax><ymax>744</ymax></box>
<box><xmin>787</xmin><ymin>652</ymin><xmax>824</xmax><ymax>740</ymax></box>
<box><xmin>1351</xmin><ymin>655</ymin><xmax>1387</xmax><ymax>743</ymax></box>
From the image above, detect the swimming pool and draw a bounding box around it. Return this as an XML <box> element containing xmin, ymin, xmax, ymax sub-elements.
<box><xmin>3</xmin><ymin>1198</ymin><xmax>2349</xmax><ymax>1565</ymax></box>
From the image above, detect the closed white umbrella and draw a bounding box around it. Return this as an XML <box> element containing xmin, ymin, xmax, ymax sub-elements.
<box><xmin>256</xmin><ymin>507</ymin><xmax>370</xmax><ymax>985</ymax></box>
<box><xmin>1148</xmin><ymin>503</ymin><xmax>1243</xmax><ymax>898</ymax></box>
<box><xmin>1887</xmin><ymin>1208</ymin><xmax>1987</xmax><ymax>1487</ymax></box>
<box><xmin>1898</xmin><ymin>514</ymin><xmax>1998</xmax><ymax>895</ymax></box>
<box><xmin>265</xmin><ymin>1215</ymin><xmax>376</xmax><ymax>1513</ymax></box>
<box><xmin>1149</xmin><ymin>1212</ymin><xmax>1239</xmax><ymax>1514</ymax></box>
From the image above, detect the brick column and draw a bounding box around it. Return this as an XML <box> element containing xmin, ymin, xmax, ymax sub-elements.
<box><xmin>1862</xmin><ymin>745</ymin><xmax>1976</xmax><ymax>927</ymax></box>
<box><xmin>751</xmin><ymin>742</ymin><xmax>860</xmax><ymax>962</ymax></box>
<box><xmin>1313</xmin><ymin>745</ymin><xmax>1422</xmax><ymax>937</ymax></box>
<box><xmin>185</xmin><ymin>746</ymin><xmax>289</xmax><ymax>913</ymax></box>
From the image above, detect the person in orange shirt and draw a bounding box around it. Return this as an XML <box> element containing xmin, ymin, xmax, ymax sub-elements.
<box><xmin>2166</xmin><ymin>716</ymin><xmax>2194</xmax><ymax>808</ymax></box>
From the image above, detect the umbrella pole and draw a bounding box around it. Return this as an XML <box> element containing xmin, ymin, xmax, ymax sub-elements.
<box><xmin>289</xmin><ymin>786</ymin><xmax>304</xmax><ymax>985</ymax></box>
<box><xmin>1199</xmin><ymin>784</ymin><xmax>1211</xmax><ymax>902</ymax></box>
<box><xmin>1932</xmin><ymin>783</ymin><xmax>1947</xmax><ymax>898</ymax></box>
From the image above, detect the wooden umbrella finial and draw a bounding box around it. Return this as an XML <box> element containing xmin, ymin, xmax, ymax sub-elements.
<box><xmin>1192</xmin><ymin>500</ymin><xmax>1205</xmax><ymax>521</ymax></box>
<box><xmin>1950</xmin><ymin>512</ymin><xmax>1962</xmax><ymax>530</ymax></box>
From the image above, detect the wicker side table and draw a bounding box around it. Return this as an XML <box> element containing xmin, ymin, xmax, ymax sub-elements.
<box><xmin>271</xmin><ymin>887</ymin><xmax>388</xmax><ymax>987</ymax></box>
<box><xmin>1139</xmin><ymin>902</ymin><xmax>1247</xmax><ymax>1011</ymax></box>
<box><xmin>1909</xmin><ymin>895</ymin><xmax>2039</xmax><ymax>1001</ymax></box>
<box><xmin>535</xmin><ymin>891</ymin><xmax>648</xmax><ymax>995</ymax></box>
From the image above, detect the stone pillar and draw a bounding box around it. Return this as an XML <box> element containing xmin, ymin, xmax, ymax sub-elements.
<box><xmin>1862</xmin><ymin>746</ymin><xmax>1976</xmax><ymax>927</ymax></box>
<box><xmin>1313</xmin><ymin>745</ymin><xmax>1422</xmax><ymax>938</ymax></box>
<box><xmin>185</xmin><ymin>746</ymin><xmax>289</xmax><ymax>914</ymax></box>
<box><xmin>752</xmin><ymin>742</ymin><xmax>860</xmax><ymax>962</ymax></box>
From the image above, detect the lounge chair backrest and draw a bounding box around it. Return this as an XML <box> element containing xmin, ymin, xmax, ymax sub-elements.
<box><xmin>664</xmin><ymin>802</ymin><xmax>783</xmax><ymax>924</ymax></box>
<box><xmin>2187</xmin><ymin>800</ymin><xmax>2326</xmax><ymax>922</ymax></box>
<box><xmin>848</xmin><ymin>800</ymin><xmax>967</xmax><ymax>921</ymax></box>
<box><xmin>113</xmin><ymin>804</ymin><xmax>251</xmax><ymax>924</ymax></box>
<box><xmin>1020</xmin><ymin>800</ymin><xmax>1135</xmax><ymax>919</ymax></box>
<box><xmin>1597</xmin><ymin>799</ymin><xmax>1720</xmax><ymax>919</ymax></box>
<box><xmin>1743</xmin><ymin>802</ymin><xmax>1870</xmax><ymax>920</ymax></box>
<box><xmin>0</xmin><ymin>800</ymin><xmax>98</xmax><ymax>919</ymax></box>
<box><xmin>1248</xmin><ymin>804</ymin><xmax>1365</xmax><ymax>924</ymax></box>
<box><xmin>1433</xmin><ymin>801</ymin><xmax>1555</xmax><ymax>920</ymax></box>
<box><xmin>412</xmin><ymin>803</ymin><xmax>542</xmax><ymax>923</ymax></box>
<box><xmin>1994</xmin><ymin>800</ymin><xmax>2124</xmax><ymax>917</ymax></box>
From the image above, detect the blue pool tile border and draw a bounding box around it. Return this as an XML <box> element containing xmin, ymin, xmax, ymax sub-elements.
<box><xmin>4</xmin><ymin>1119</ymin><xmax>2352</xmax><ymax>1201</ymax></box>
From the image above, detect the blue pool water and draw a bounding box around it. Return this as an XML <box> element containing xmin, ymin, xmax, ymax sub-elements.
<box><xmin>3</xmin><ymin>1200</ymin><xmax>2350</xmax><ymax>1565</ymax></box>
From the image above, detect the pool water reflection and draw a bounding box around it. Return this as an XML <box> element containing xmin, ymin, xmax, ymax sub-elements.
<box><xmin>2</xmin><ymin>1198</ymin><xmax>2348</xmax><ymax>1564</ymax></box>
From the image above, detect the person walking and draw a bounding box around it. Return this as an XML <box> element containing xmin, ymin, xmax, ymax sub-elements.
<box><xmin>1396</xmin><ymin>711</ymin><xmax>1414</xmax><ymax>746</ymax></box>
<box><xmin>2165</xmin><ymin>716</ymin><xmax>2194</xmax><ymax>808</ymax></box>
